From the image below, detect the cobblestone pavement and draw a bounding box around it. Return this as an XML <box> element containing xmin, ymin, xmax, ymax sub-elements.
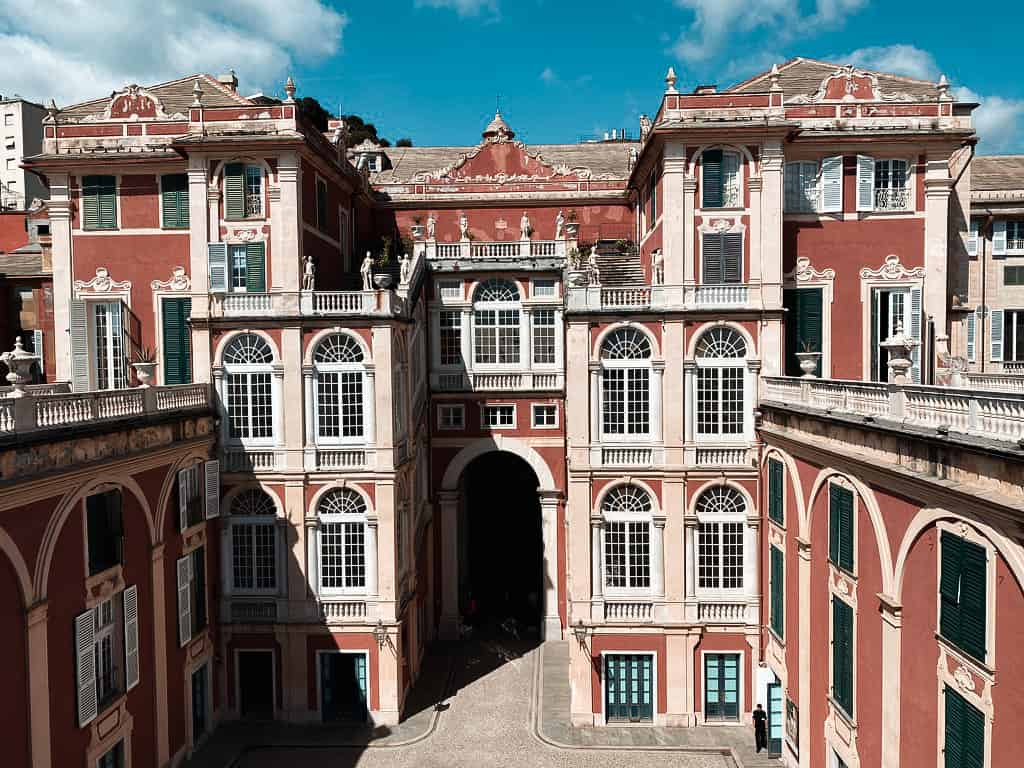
<box><xmin>234</xmin><ymin>635</ymin><xmax>739</xmax><ymax>768</ymax></box>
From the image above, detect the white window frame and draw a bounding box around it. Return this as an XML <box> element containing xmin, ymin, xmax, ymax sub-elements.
<box><xmin>531</xmin><ymin>308</ymin><xmax>558</xmax><ymax>366</ymax></box>
<box><xmin>222</xmin><ymin>334</ymin><xmax>276</xmax><ymax>446</ymax></box>
<box><xmin>693</xmin><ymin>328</ymin><xmax>749</xmax><ymax>441</ymax></box>
<box><xmin>700</xmin><ymin>148</ymin><xmax>743</xmax><ymax>209</ymax></box>
<box><xmin>531</xmin><ymin>403</ymin><xmax>559</xmax><ymax>429</ymax></box>
<box><xmin>481</xmin><ymin>403</ymin><xmax>516</xmax><ymax>429</ymax></box>
<box><xmin>472</xmin><ymin>280</ymin><xmax>523</xmax><ymax>368</ymax></box>
<box><xmin>244</xmin><ymin>164</ymin><xmax>264</xmax><ymax>218</ymax></box>
<box><xmin>438</xmin><ymin>280</ymin><xmax>462</xmax><ymax>301</ymax></box>
<box><xmin>695</xmin><ymin>487</ymin><xmax>747</xmax><ymax>595</ymax></box>
<box><xmin>784</xmin><ymin>161</ymin><xmax>820</xmax><ymax>213</ymax></box>
<box><xmin>313</xmin><ymin>334</ymin><xmax>368</xmax><ymax>446</ymax></box>
<box><xmin>437</xmin><ymin>403</ymin><xmax>465</xmax><ymax>430</ymax></box>
<box><xmin>1006</xmin><ymin>220</ymin><xmax>1024</xmax><ymax>254</ymax></box>
<box><xmin>602</xmin><ymin>490</ymin><xmax>653</xmax><ymax>595</ymax></box>
<box><xmin>227</xmin><ymin>489</ymin><xmax>280</xmax><ymax>595</ymax></box>
<box><xmin>317</xmin><ymin>490</ymin><xmax>370</xmax><ymax>596</ymax></box>
<box><xmin>89</xmin><ymin>300</ymin><xmax>129</xmax><ymax>391</ymax></box>
<box><xmin>532</xmin><ymin>278</ymin><xmax>557</xmax><ymax>298</ymax></box>
<box><xmin>872</xmin><ymin>157</ymin><xmax>912</xmax><ymax>211</ymax></box>
<box><xmin>599</xmin><ymin>329</ymin><xmax>654</xmax><ymax>442</ymax></box>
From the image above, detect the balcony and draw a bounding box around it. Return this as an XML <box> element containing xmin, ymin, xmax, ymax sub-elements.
<box><xmin>761</xmin><ymin>376</ymin><xmax>1024</xmax><ymax>442</ymax></box>
<box><xmin>212</xmin><ymin>290</ymin><xmax>403</xmax><ymax>319</ymax></box>
<box><xmin>431</xmin><ymin>370</ymin><xmax>564</xmax><ymax>392</ymax></box>
<box><xmin>874</xmin><ymin>187</ymin><xmax>911</xmax><ymax>211</ymax></box>
<box><xmin>222</xmin><ymin>447</ymin><xmax>283</xmax><ymax>473</ymax></box>
<box><xmin>696</xmin><ymin>600</ymin><xmax>753</xmax><ymax>624</ymax></box>
<box><xmin>566</xmin><ymin>282</ymin><xmax>759</xmax><ymax>312</ymax></box>
<box><xmin>603</xmin><ymin>600</ymin><xmax>654</xmax><ymax>622</ymax></box>
<box><xmin>425</xmin><ymin>239</ymin><xmax>566</xmax><ymax>261</ymax></box>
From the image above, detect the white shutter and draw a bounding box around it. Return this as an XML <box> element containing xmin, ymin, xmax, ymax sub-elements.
<box><xmin>123</xmin><ymin>585</ymin><xmax>140</xmax><ymax>691</ymax></box>
<box><xmin>856</xmin><ymin>155</ymin><xmax>875</xmax><ymax>212</ymax></box>
<box><xmin>204</xmin><ymin>460</ymin><xmax>220</xmax><ymax>519</ymax></box>
<box><xmin>177</xmin><ymin>555</ymin><xmax>192</xmax><ymax>647</ymax></box>
<box><xmin>208</xmin><ymin>242</ymin><xmax>228</xmax><ymax>293</ymax></box>
<box><xmin>993</xmin><ymin>221</ymin><xmax>1007</xmax><ymax>256</ymax></box>
<box><xmin>991</xmin><ymin>308</ymin><xmax>1005</xmax><ymax>362</ymax></box>
<box><xmin>820</xmin><ymin>156</ymin><xmax>843</xmax><ymax>213</ymax></box>
<box><xmin>32</xmin><ymin>329</ymin><xmax>44</xmax><ymax>376</ymax></box>
<box><xmin>967</xmin><ymin>309</ymin><xmax>977</xmax><ymax>363</ymax></box>
<box><xmin>74</xmin><ymin>609</ymin><xmax>98</xmax><ymax>726</ymax></box>
<box><xmin>178</xmin><ymin>467</ymin><xmax>190</xmax><ymax>531</ymax></box>
<box><xmin>70</xmin><ymin>299</ymin><xmax>90</xmax><ymax>392</ymax></box>
<box><xmin>909</xmin><ymin>286</ymin><xmax>922</xmax><ymax>383</ymax></box>
<box><xmin>967</xmin><ymin>220</ymin><xmax>979</xmax><ymax>257</ymax></box>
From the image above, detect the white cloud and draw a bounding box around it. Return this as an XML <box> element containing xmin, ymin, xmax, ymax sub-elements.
<box><xmin>955</xmin><ymin>86</ymin><xmax>1024</xmax><ymax>154</ymax></box>
<box><xmin>671</xmin><ymin>0</ymin><xmax>865</xmax><ymax>64</ymax></box>
<box><xmin>413</xmin><ymin>0</ymin><xmax>499</xmax><ymax>17</ymax></box>
<box><xmin>0</xmin><ymin>0</ymin><xmax>348</xmax><ymax>106</ymax></box>
<box><xmin>837</xmin><ymin>44</ymin><xmax>939</xmax><ymax>81</ymax></box>
<box><xmin>540</xmin><ymin>67</ymin><xmax>557</xmax><ymax>84</ymax></box>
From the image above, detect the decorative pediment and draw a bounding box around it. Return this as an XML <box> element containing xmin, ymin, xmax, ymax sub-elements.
<box><xmin>698</xmin><ymin>217</ymin><xmax>746</xmax><ymax>235</ymax></box>
<box><xmin>785</xmin><ymin>256</ymin><xmax>836</xmax><ymax>283</ymax></box>
<box><xmin>786</xmin><ymin>65</ymin><xmax>925</xmax><ymax>105</ymax></box>
<box><xmin>223</xmin><ymin>225</ymin><xmax>267</xmax><ymax>244</ymax></box>
<box><xmin>75</xmin><ymin>267</ymin><xmax>131</xmax><ymax>296</ymax></box>
<box><xmin>414</xmin><ymin>140</ymin><xmax>589</xmax><ymax>185</ymax></box>
<box><xmin>859</xmin><ymin>254</ymin><xmax>925</xmax><ymax>281</ymax></box>
<box><xmin>99</xmin><ymin>84</ymin><xmax>171</xmax><ymax>121</ymax></box>
<box><xmin>150</xmin><ymin>266</ymin><xmax>191</xmax><ymax>291</ymax></box>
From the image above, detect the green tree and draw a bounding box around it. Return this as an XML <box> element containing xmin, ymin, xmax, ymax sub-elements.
<box><xmin>297</xmin><ymin>96</ymin><xmax>332</xmax><ymax>131</ymax></box>
<box><xmin>396</xmin><ymin>138</ymin><xmax>413</xmax><ymax>147</ymax></box>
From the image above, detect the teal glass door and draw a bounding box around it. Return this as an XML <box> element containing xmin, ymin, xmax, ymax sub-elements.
<box><xmin>768</xmin><ymin>682</ymin><xmax>783</xmax><ymax>754</ymax></box>
<box><xmin>320</xmin><ymin>652</ymin><xmax>368</xmax><ymax>722</ymax></box>
<box><xmin>704</xmin><ymin>654</ymin><xmax>740</xmax><ymax>721</ymax></box>
<box><xmin>605</xmin><ymin>654</ymin><xmax>654</xmax><ymax>723</ymax></box>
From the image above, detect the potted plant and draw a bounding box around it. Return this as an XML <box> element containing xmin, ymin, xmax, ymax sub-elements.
<box><xmin>132</xmin><ymin>347</ymin><xmax>158</xmax><ymax>387</ymax></box>
<box><xmin>410</xmin><ymin>216</ymin><xmax>425</xmax><ymax>240</ymax></box>
<box><xmin>565</xmin><ymin>209</ymin><xmax>579</xmax><ymax>238</ymax></box>
<box><xmin>794</xmin><ymin>341</ymin><xmax>821</xmax><ymax>378</ymax></box>
<box><xmin>566</xmin><ymin>247</ymin><xmax>588</xmax><ymax>286</ymax></box>
<box><xmin>374</xmin><ymin>236</ymin><xmax>395</xmax><ymax>289</ymax></box>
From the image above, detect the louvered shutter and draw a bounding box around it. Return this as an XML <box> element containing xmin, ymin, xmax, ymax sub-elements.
<box><xmin>962</xmin><ymin>691</ymin><xmax>986</xmax><ymax>768</ymax></box>
<box><xmin>784</xmin><ymin>163</ymin><xmax>798</xmax><ymax>211</ymax></box>
<box><xmin>70</xmin><ymin>299</ymin><xmax>90</xmax><ymax>392</ymax></box>
<box><xmin>177</xmin><ymin>555</ymin><xmax>192</xmax><ymax>647</ymax></box>
<box><xmin>99</xmin><ymin>177</ymin><xmax>117</xmax><ymax>228</ymax></box>
<box><xmin>702</xmin><ymin>233</ymin><xmax>723</xmax><ymax>283</ymax></box>
<box><xmin>31</xmin><ymin>329</ymin><xmax>44</xmax><ymax>378</ymax></box>
<box><xmin>75</xmin><ymin>609</ymin><xmax>98</xmax><ymax>726</ymax></box>
<box><xmin>990</xmin><ymin>309</ymin><xmax>1004</xmax><ymax>362</ymax></box>
<box><xmin>770</xmin><ymin>545</ymin><xmax>784</xmax><ymax>638</ymax></box>
<box><xmin>123</xmin><ymin>584</ymin><xmax>140</xmax><ymax>691</ymax></box>
<box><xmin>768</xmin><ymin>458</ymin><xmax>784</xmax><ymax>524</ymax></box>
<box><xmin>245</xmin><ymin>242</ymin><xmax>266</xmax><ymax>293</ymax></box>
<box><xmin>161</xmin><ymin>174</ymin><xmax>189</xmax><ymax>229</ymax></box>
<box><xmin>204</xmin><ymin>460</ymin><xmax>220</xmax><ymax>519</ymax></box>
<box><xmin>832</xmin><ymin>598</ymin><xmax>853</xmax><ymax>715</ymax></box>
<box><xmin>702</xmin><ymin>149</ymin><xmax>723</xmax><ymax>208</ymax></box>
<box><xmin>820</xmin><ymin>156</ymin><xmax>843</xmax><ymax>213</ymax></box>
<box><xmin>838</xmin><ymin>487</ymin><xmax>854</xmax><ymax>572</ymax></box>
<box><xmin>939</xmin><ymin>532</ymin><xmax>962</xmax><ymax>643</ymax></box>
<box><xmin>967</xmin><ymin>220</ymin><xmax>979</xmax><ymax>257</ymax></box>
<box><xmin>966</xmin><ymin>310</ymin><xmax>977</xmax><ymax>363</ymax></box>
<box><xmin>856</xmin><ymin>156</ymin><xmax>875</xmax><ymax>212</ymax></box>
<box><xmin>723</xmin><ymin>232</ymin><xmax>742</xmax><ymax>283</ymax></box>
<box><xmin>960</xmin><ymin>538</ymin><xmax>987</xmax><ymax>661</ymax></box>
<box><xmin>81</xmin><ymin>177</ymin><xmax>99</xmax><ymax>230</ymax></box>
<box><xmin>207</xmin><ymin>243</ymin><xmax>228</xmax><ymax>293</ymax></box>
<box><xmin>178</xmin><ymin>467</ymin><xmax>191</xmax><ymax>531</ymax></box>
<box><xmin>828</xmin><ymin>484</ymin><xmax>841</xmax><ymax>565</ymax></box>
<box><xmin>992</xmin><ymin>220</ymin><xmax>1007</xmax><ymax>256</ymax></box>
<box><xmin>800</xmin><ymin>288</ymin><xmax>823</xmax><ymax>375</ymax></box>
<box><xmin>162</xmin><ymin>297</ymin><xmax>192</xmax><ymax>385</ymax></box>
<box><xmin>945</xmin><ymin>687</ymin><xmax>965</xmax><ymax>768</ymax></box>
<box><xmin>224</xmin><ymin>163</ymin><xmax>245</xmax><ymax>220</ymax></box>
<box><xmin>909</xmin><ymin>286</ymin><xmax>922</xmax><ymax>383</ymax></box>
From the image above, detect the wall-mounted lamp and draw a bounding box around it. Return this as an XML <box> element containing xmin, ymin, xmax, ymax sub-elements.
<box><xmin>373</xmin><ymin>619</ymin><xmax>388</xmax><ymax>649</ymax></box>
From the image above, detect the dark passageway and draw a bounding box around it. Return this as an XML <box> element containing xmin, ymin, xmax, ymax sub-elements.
<box><xmin>460</xmin><ymin>452</ymin><xmax>543</xmax><ymax>632</ymax></box>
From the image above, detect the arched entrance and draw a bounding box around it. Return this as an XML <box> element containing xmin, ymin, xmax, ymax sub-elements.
<box><xmin>439</xmin><ymin>437</ymin><xmax>561</xmax><ymax>640</ymax></box>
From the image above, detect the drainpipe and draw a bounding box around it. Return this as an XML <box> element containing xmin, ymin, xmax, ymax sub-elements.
<box><xmin>980</xmin><ymin>210</ymin><xmax>993</xmax><ymax>373</ymax></box>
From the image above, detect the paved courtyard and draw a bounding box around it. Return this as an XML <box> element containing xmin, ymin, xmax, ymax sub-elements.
<box><xmin>191</xmin><ymin>636</ymin><xmax>778</xmax><ymax>768</ymax></box>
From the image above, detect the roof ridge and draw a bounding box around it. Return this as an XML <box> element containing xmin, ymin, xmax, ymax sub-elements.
<box><xmin>200</xmin><ymin>73</ymin><xmax>255</xmax><ymax>106</ymax></box>
<box><xmin>59</xmin><ymin>72</ymin><xmax>205</xmax><ymax>111</ymax></box>
<box><xmin>726</xmin><ymin>57</ymin><xmax>806</xmax><ymax>92</ymax></box>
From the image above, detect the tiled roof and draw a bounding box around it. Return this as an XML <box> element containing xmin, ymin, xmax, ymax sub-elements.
<box><xmin>0</xmin><ymin>252</ymin><xmax>45</xmax><ymax>276</ymax></box>
<box><xmin>971</xmin><ymin>156</ymin><xmax>1024</xmax><ymax>193</ymax></box>
<box><xmin>58</xmin><ymin>74</ymin><xmax>252</xmax><ymax>120</ymax></box>
<box><xmin>728</xmin><ymin>57</ymin><xmax>939</xmax><ymax>102</ymax></box>
<box><xmin>371</xmin><ymin>142</ymin><xmax>639</xmax><ymax>183</ymax></box>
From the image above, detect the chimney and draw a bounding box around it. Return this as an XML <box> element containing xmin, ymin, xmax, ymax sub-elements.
<box><xmin>694</xmin><ymin>84</ymin><xmax>718</xmax><ymax>95</ymax></box>
<box><xmin>217</xmin><ymin>70</ymin><xmax>238</xmax><ymax>92</ymax></box>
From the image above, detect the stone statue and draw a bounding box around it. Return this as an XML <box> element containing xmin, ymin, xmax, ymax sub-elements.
<box><xmin>302</xmin><ymin>254</ymin><xmax>315</xmax><ymax>290</ymax></box>
<box><xmin>520</xmin><ymin>211</ymin><xmax>531</xmax><ymax>240</ymax></box>
<box><xmin>459</xmin><ymin>213</ymin><xmax>469</xmax><ymax>240</ymax></box>
<box><xmin>427</xmin><ymin>213</ymin><xmax>436</xmax><ymax>240</ymax></box>
<box><xmin>554</xmin><ymin>210</ymin><xmax>564</xmax><ymax>240</ymax></box>
<box><xmin>360</xmin><ymin>251</ymin><xmax>374</xmax><ymax>290</ymax></box>
<box><xmin>399</xmin><ymin>253</ymin><xmax>412</xmax><ymax>284</ymax></box>
<box><xmin>587</xmin><ymin>245</ymin><xmax>601</xmax><ymax>286</ymax></box>
<box><xmin>651</xmin><ymin>248</ymin><xmax>664</xmax><ymax>286</ymax></box>
<box><xmin>639</xmin><ymin>113</ymin><xmax>652</xmax><ymax>142</ymax></box>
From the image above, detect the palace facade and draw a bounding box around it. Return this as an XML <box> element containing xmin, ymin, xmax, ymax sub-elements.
<box><xmin>2</xmin><ymin>56</ymin><xmax>1023</xmax><ymax>768</ymax></box>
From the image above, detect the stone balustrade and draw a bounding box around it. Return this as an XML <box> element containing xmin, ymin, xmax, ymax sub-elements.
<box><xmin>211</xmin><ymin>290</ymin><xmax>403</xmax><ymax>319</ymax></box>
<box><xmin>431</xmin><ymin>370</ymin><xmax>564</xmax><ymax>392</ymax></box>
<box><xmin>566</xmin><ymin>282</ymin><xmax>760</xmax><ymax>312</ymax></box>
<box><xmin>425</xmin><ymin>239</ymin><xmax>566</xmax><ymax>261</ymax></box>
<box><xmin>965</xmin><ymin>372</ymin><xmax>1024</xmax><ymax>394</ymax></box>
<box><xmin>604</xmin><ymin>600</ymin><xmax>653</xmax><ymax>622</ymax></box>
<box><xmin>0</xmin><ymin>383</ymin><xmax>212</xmax><ymax>436</ymax></box>
<box><xmin>762</xmin><ymin>376</ymin><xmax>1024</xmax><ymax>442</ymax></box>
<box><xmin>696</xmin><ymin>600</ymin><xmax>750</xmax><ymax>624</ymax></box>
<box><xmin>320</xmin><ymin>599</ymin><xmax>369</xmax><ymax>622</ymax></box>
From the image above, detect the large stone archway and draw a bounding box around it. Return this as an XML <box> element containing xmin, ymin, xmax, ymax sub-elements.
<box><xmin>439</xmin><ymin>436</ymin><xmax>561</xmax><ymax>640</ymax></box>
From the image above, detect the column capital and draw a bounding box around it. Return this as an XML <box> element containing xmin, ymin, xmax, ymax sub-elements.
<box><xmin>304</xmin><ymin>516</ymin><xmax>318</xmax><ymax>529</ymax></box>
<box><xmin>438</xmin><ymin>490</ymin><xmax>459</xmax><ymax>506</ymax></box>
<box><xmin>150</xmin><ymin>541</ymin><xmax>165</xmax><ymax>562</ymax></box>
<box><xmin>877</xmin><ymin>592</ymin><xmax>903</xmax><ymax>627</ymax></box>
<box><xmin>27</xmin><ymin>600</ymin><xmax>49</xmax><ymax>627</ymax></box>
<box><xmin>796</xmin><ymin>535</ymin><xmax>811</xmax><ymax>560</ymax></box>
<box><xmin>653</xmin><ymin>516</ymin><xmax>667</xmax><ymax>529</ymax></box>
<box><xmin>683</xmin><ymin>176</ymin><xmax>698</xmax><ymax>192</ymax></box>
<box><xmin>651</xmin><ymin>360</ymin><xmax>666</xmax><ymax>372</ymax></box>
<box><xmin>590</xmin><ymin>515</ymin><xmax>604</xmax><ymax>529</ymax></box>
<box><xmin>538</xmin><ymin>489</ymin><xmax>563</xmax><ymax>504</ymax></box>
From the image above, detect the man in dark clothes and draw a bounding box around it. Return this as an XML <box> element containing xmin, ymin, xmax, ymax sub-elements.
<box><xmin>753</xmin><ymin>703</ymin><xmax>768</xmax><ymax>752</ymax></box>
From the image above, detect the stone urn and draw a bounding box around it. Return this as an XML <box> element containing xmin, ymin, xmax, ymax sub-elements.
<box><xmin>131</xmin><ymin>361</ymin><xmax>157</xmax><ymax>387</ymax></box>
<box><xmin>566</xmin><ymin>269</ymin><xmax>589</xmax><ymax>287</ymax></box>
<box><xmin>565</xmin><ymin>222</ymin><xmax>579</xmax><ymax>239</ymax></box>
<box><xmin>0</xmin><ymin>337</ymin><xmax>40</xmax><ymax>398</ymax></box>
<box><xmin>373</xmin><ymin>273</ymin><xmax>394</xmax><ymax>289</ymax></box>
<box><xmin>410</xmin><ymin>224</ymin><xmax>425</xmax><ymax>239</ymax></box>
<box><xmin>880</xmin><ymin>322</ymin><xmax>918</xmax><ymax>385</ymax></box>
<box><xmin>795</xmin><ymin>351</ymin><xmax>821</xmax><ymax>378</ymax></box>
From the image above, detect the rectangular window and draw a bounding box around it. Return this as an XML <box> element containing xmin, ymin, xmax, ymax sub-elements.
<box><xmin>604</xmin><ymin>521</ymin><xmax>650</xmax><ymax>589</ymax></box>
<box><xmin>698</xmin><ymin>521</ymin><xmax>744</xmax><ymax>589</ymax></box>
<box><xmin>784</xmin><ymin>161</ymin><xmax>819</xmax><ymax>212</ymax></box>
<box><xmin>696</xmin><ymin>366</ymin><xmax>744</xmax><ymax>435</ymax></box>
<box><xmin>532</xmin><ymin>404</ymin><xmax>557</xmax><ymax>427</ymax></box>
<box><xmin>177</xmin><ymin>547</ymin><xmax>207</xmax><ymax>645</ymax></box>
<box><xmin>944</xmin><ymin>686</ymin><xmax>985</xmax><ymax>768</ymax></box>
<box><xmin>226</xmin><ymin>371</ymin><xmax>274</xmax><ymax>440</ymax></box>
<box><xmin>232</xmin><ymin>521</ymin><xmax>277</xmax><ymax>590</ymax></box>
<box><xmin>438</xmin><ymin>281</ymin><xmax>461</xmax><ymax>300</ymax></box>
<box><xmin>701</xmin><ymin>149</ymin><xmax>741</xmax><ymax>208</ymax></box>
<box><xmin>1004</xmin><ymin>266</ymin><xmax>1024</xmax><ymax>286</ymax></box>
<box><xmin>87</xmin><ymin>490</ymin><xmax>123</xmax><ymax>576</ymax></box>
<box><xmin>90</xmin><ymin>301</ymin><xmax>129</xmax><ymax>391</ymax></box>
<box><xmin>191</xmin><ymin>664</ymin><xmax>209</xmax><ymax>743</ymax></box>
<box><xmin>874</xmin><ymin>159</ymin><xmax>910</xmax><ymax>210</ymax></box>
<box><xmin>939</xmin><ymin>532</ymin><xmax>987</xmax><ymax>662</ymax></box>
<box><xmin>532</xmin><ymin>278</ymin><xmax>556</xmax><ymax>298</ymax></box>
<box><xmin>784</xmin><ymin>288</ymin><xmax>824</xmax><ymax>377</ymax></box>
<box><xmin>437</xmin><ymin>404</ymin><xmax>465</xmax><ymax>430</ymax></box>
<box><xmin>770</xmin><ymin>544</ymin><xmax>784</xmax><ymax>639</ymax></box>
<box><xmin>97</xmin><ymin>740</ymin><xmax>124</xmax><ymax>768</ymax></box>
<box><xmin>1000</xmin><ymin>309</ymin><xmax>1024</xmax><ymax>362</ymax></box>
<box><xmin>161</xmin><ymin>173</ymin><xmax>190</xmax><ymax>228</ymax></box>
<box><xmin>1008</xmin><ymin>221</ymin><xmax>1024</xmax><ymax>252</ymax></box>
<box><xmin>229</xmin><ymin>245</ymin><xmax>248</xmax><ymax>291</ymax></box>
<box><xmin>82</xmin><ymin>175</ymin><xmax>117</xmax><ymax>230</ymax></box>
<box><xmin>178</xmin><ymin>464</ymin><xmax>204</xmax><ymax>530</ymax></box>
<box><xmin>832</xmin><ymin>597</ymin><xmax>854</xmax><ymax>716</ymax></box>
<box><xmin>828</xmin><ymin>484</ymin><xmax>855</xmax><ymax>573</ymax></box>
<box><xmin>3</xmin><ymin>114</ymin><xmax>12</xmax><ymax>126</ymax></box>
<box><xmin>245</xmin><ymin>165</ymin><xmax>263</xmax><ymax>217</ymax></box>
<box><xmin>532</xmin><ymin>309</ymin><xmax>556</xmax><ymax>364</ymax></box>
<box><xmin>768</xmin><ymin>457</ymin><xmax>784</xmax><ymax>525</ymax></box>
<box><xmin>474</xmin><ymin>309</ymin><xmax>520</xmax><ymax>364</ymax></box>
<box><xmin>704</xmin><ymin>653</ymin><xmax>740</xmax><ymax>721</ymax></box>
<box><xmin>319</xmin><ymin>521</ymin><xmax>366</xmax><ymax>590</ymax></box>
<box><xmin>602</xmin><ymin>367</ymin><xmax>650</xmax><ymax>436</ymax></box>
<box><xmin>316</xmin><ymin>371</ymin><xmax>364</xmax><ymax>439</ymax></box>
<box><xmin>439</xmin><ymin>311</ymin><xmax>462</xmax><ymax>366</ymax></box>
<box><xmin>4</xmin><ymin>135</ymin><xmax>15</xmax><ymax>149</ymax></box>
<box><xmin>482</xmin><ymin>404</ymin><xmax>515</xmax><ymax>428</ymax></box>
<box><xmin>701</xmin><ymin>231</ymin><xmax>742</xmax><ymax>284</ymax></box>
<box><xmin>648</xmin><ymin>170</ymin><xmax>658</xmax><ymax>230</ymax></box>
<box><xmin>161</xmin><ymin>297</ymin><xmax>192</xmax><ymax>385</ymax></box>
<box><xmin>315</xmin><ymin>177</ymin><xmax>328</xmax><ymax>230</ymax></box>
<box><xmin>605</xmin><ymin>654</ymin><xmax>654</xmax><ymax>723</ymax></box>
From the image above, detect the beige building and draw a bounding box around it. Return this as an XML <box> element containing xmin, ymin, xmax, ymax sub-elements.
<box><xmin>0</xmin><ymin>97</ymin><xmax>48</xmax><ymax>210</ymax></box>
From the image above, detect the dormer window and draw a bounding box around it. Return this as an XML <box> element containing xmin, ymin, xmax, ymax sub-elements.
<box><xmin>702</xmin><ymin>149</ymin><xmax>741</xmax><ymax>209</ymax></box>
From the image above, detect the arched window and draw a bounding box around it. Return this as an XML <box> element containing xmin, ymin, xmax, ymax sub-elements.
<box><xmin>314</xmin><ymin>334</ymin><xmax>366</xmax><ymax>443</ymax></box>
<box><xmin>601</xmin><ymin>328</ymin><xmax>652</xmax><ymax>437</ymax></box>
<box><xmin>701</xmin><ymin>148</ymin><xmax>742</xmax><ymax>208</ymax></box>
<box><xmin>318</xmin><ymin>489</ymin><xmax>369</xmax><ymax>593</ymax></box>
<box><xmin>223</xmin><ymin>334</ymin><xmax>275</xmax><ymax>442</ymax></box>
<box><xmin>473</xmin><ymin>279</ymin><xmax>521</xmax><ymax>365</ymax></box>
<box><xmin>695</xmin><ymin>327</ymin><xmax>747</xmax><ymax>437</ymax></box>
<box><xmin>229</xmin><ymin>489</ymin><xmax>278</xmax><ymax>592</ymax></box>
<box><xmin>602</xmin><ymin>484</ymin><xmax>653</xmax><ymax>591</ymax></box>
<box><xmin>696</xmin><ymin>486</ymin><xmax>746</xmax><ymax>590</ymax></box>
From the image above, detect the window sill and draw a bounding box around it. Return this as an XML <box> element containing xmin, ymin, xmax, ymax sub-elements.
<box><xmin>828</xmin><ymin>697</ymin><xmax>856</xmax><ymax>729</ymax></box>
<box><xmin>95</xmin><ymin>691</ymin><xmax>127</xmax><ymax>722</ymax></box>
<box><xmin>935</xmin><ymin>634</ymin><xmax>994</xmax><ymax>679</ymax></box>
<box><xmin>828</xmin><ymin>560</ymin><xmax>856</xmax><ymax>580</ymax></box>
<box><xmin>768</xmin><ymin>627</ymin><xmax>785</xmax><ymax>647</ymax></box>
<box><xmin>767</xmin><ymin>515</ymin><xmax>785</xmax><ymax>530</ymax></box>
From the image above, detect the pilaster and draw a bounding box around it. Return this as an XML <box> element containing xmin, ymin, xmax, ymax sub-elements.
<box><xmin>26</xmin><ymin>601</ymin><xmax>51</xmax><ymax>768</ymax></box>
<box><xmin>759</xmin><ymin>141</ymin><xmax>785</xmax><ymax>311</ymax></box>
<box><xmin>878</xmin><ymin>593</ymin><xmax>903</xmax><ymax>768</ymax></box>
<box><xmin>276</xmin><ymin>151</ymin><xmax>302</xmax><ymax>292</ymax></box>
<box><xmin>47</xmin><ymin>175</ymin><xmax>72</xmax><ymax>383</ymax></box>
<box><xmin>662</xmin><ymin>141</ymin><xmax>689</xmax><ymax>285</ymax></box>
<box><xmin>438</xmin><ymin>490</ymin><xmax>460</xmax><ymax>640</ymax></box>
<box><xmin>924</xmin><ymin>153</ymin><xmax>954</xmax><ymax>356</ymax></box>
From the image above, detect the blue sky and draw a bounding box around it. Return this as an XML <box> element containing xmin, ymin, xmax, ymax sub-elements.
<box><xmin>2</xmin><ymin>0</ymin><xmax>1022</xmax><ymax>152</ymax></box>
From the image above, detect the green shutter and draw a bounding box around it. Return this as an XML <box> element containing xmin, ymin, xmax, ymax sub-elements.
<box><xmin>939</xmin><ymin>532</ymin><xmax>963</xmax><ymax>645</ymax></box>
<box><xmin>702</xmin><ymin>233</ymin><xmax>723</xmax><ymax>283</ymax></box>
<box><xmin>832</xmin><ymin>598</ymin><xmax>853</xmax><ymax>716</ymax></box>
<box><xmin>784</xmin><ymin>288</ymin><xmax>824</xmax><ymax>376</ymax></box>
<box><xmin>770</xmin><ymin>545</ymin><xmax>784</xmax><ymax>639</ymax></box>
<box><xmin>162</xmin><ymin>298</ymin><xmax>192</xmax><ymax>385</ymax></box>
<box><xmin>82</xmin><ymin>175</ymin><xmax>116</xmax><ymax>230</ymax></box>
<box><xmin>245</xmin><ymin>242</ymin><xmax>266</xmax><ymax>293</ymax></box>
<box><xmin>768</xmin><ymin>458</ymin><xmax>784</xmax><ymax>524</ymax></box>
<box><xmin>702</xmin><ymin>149</ymin><xmax>723</xmax><ymax>208</ymax></box>
<box><xmin>829</xmin><ymin>485</ymin><xmax>854</xmax><ymax>572</ymax></box>
<box><xmin>828</xmin><ymin>484</ymin><xmax>841</xmax><ymax>565</ymax></box>
<box><xmin>723</xmin><ymin>232</ymin><xmax>742</xmax><ymax>283</ymax></box>
<box><xmin>945</xmin><ymin>687</ymin><xmax>984</xmax><ymax>768</ymax></box>
<box><xmin>960</xmin><ymin>538</ymin><xmax>987</xmax><ymax>661</ymax></box>
<box><xmin>224</xmin><ymin>163</ymin><xmax>245</xmax><ymax>220</ymax></box>
<box><xmin>161</xmin><ymin>174</ymin><xmax>189</xmax><ymax>229</ymax></box>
